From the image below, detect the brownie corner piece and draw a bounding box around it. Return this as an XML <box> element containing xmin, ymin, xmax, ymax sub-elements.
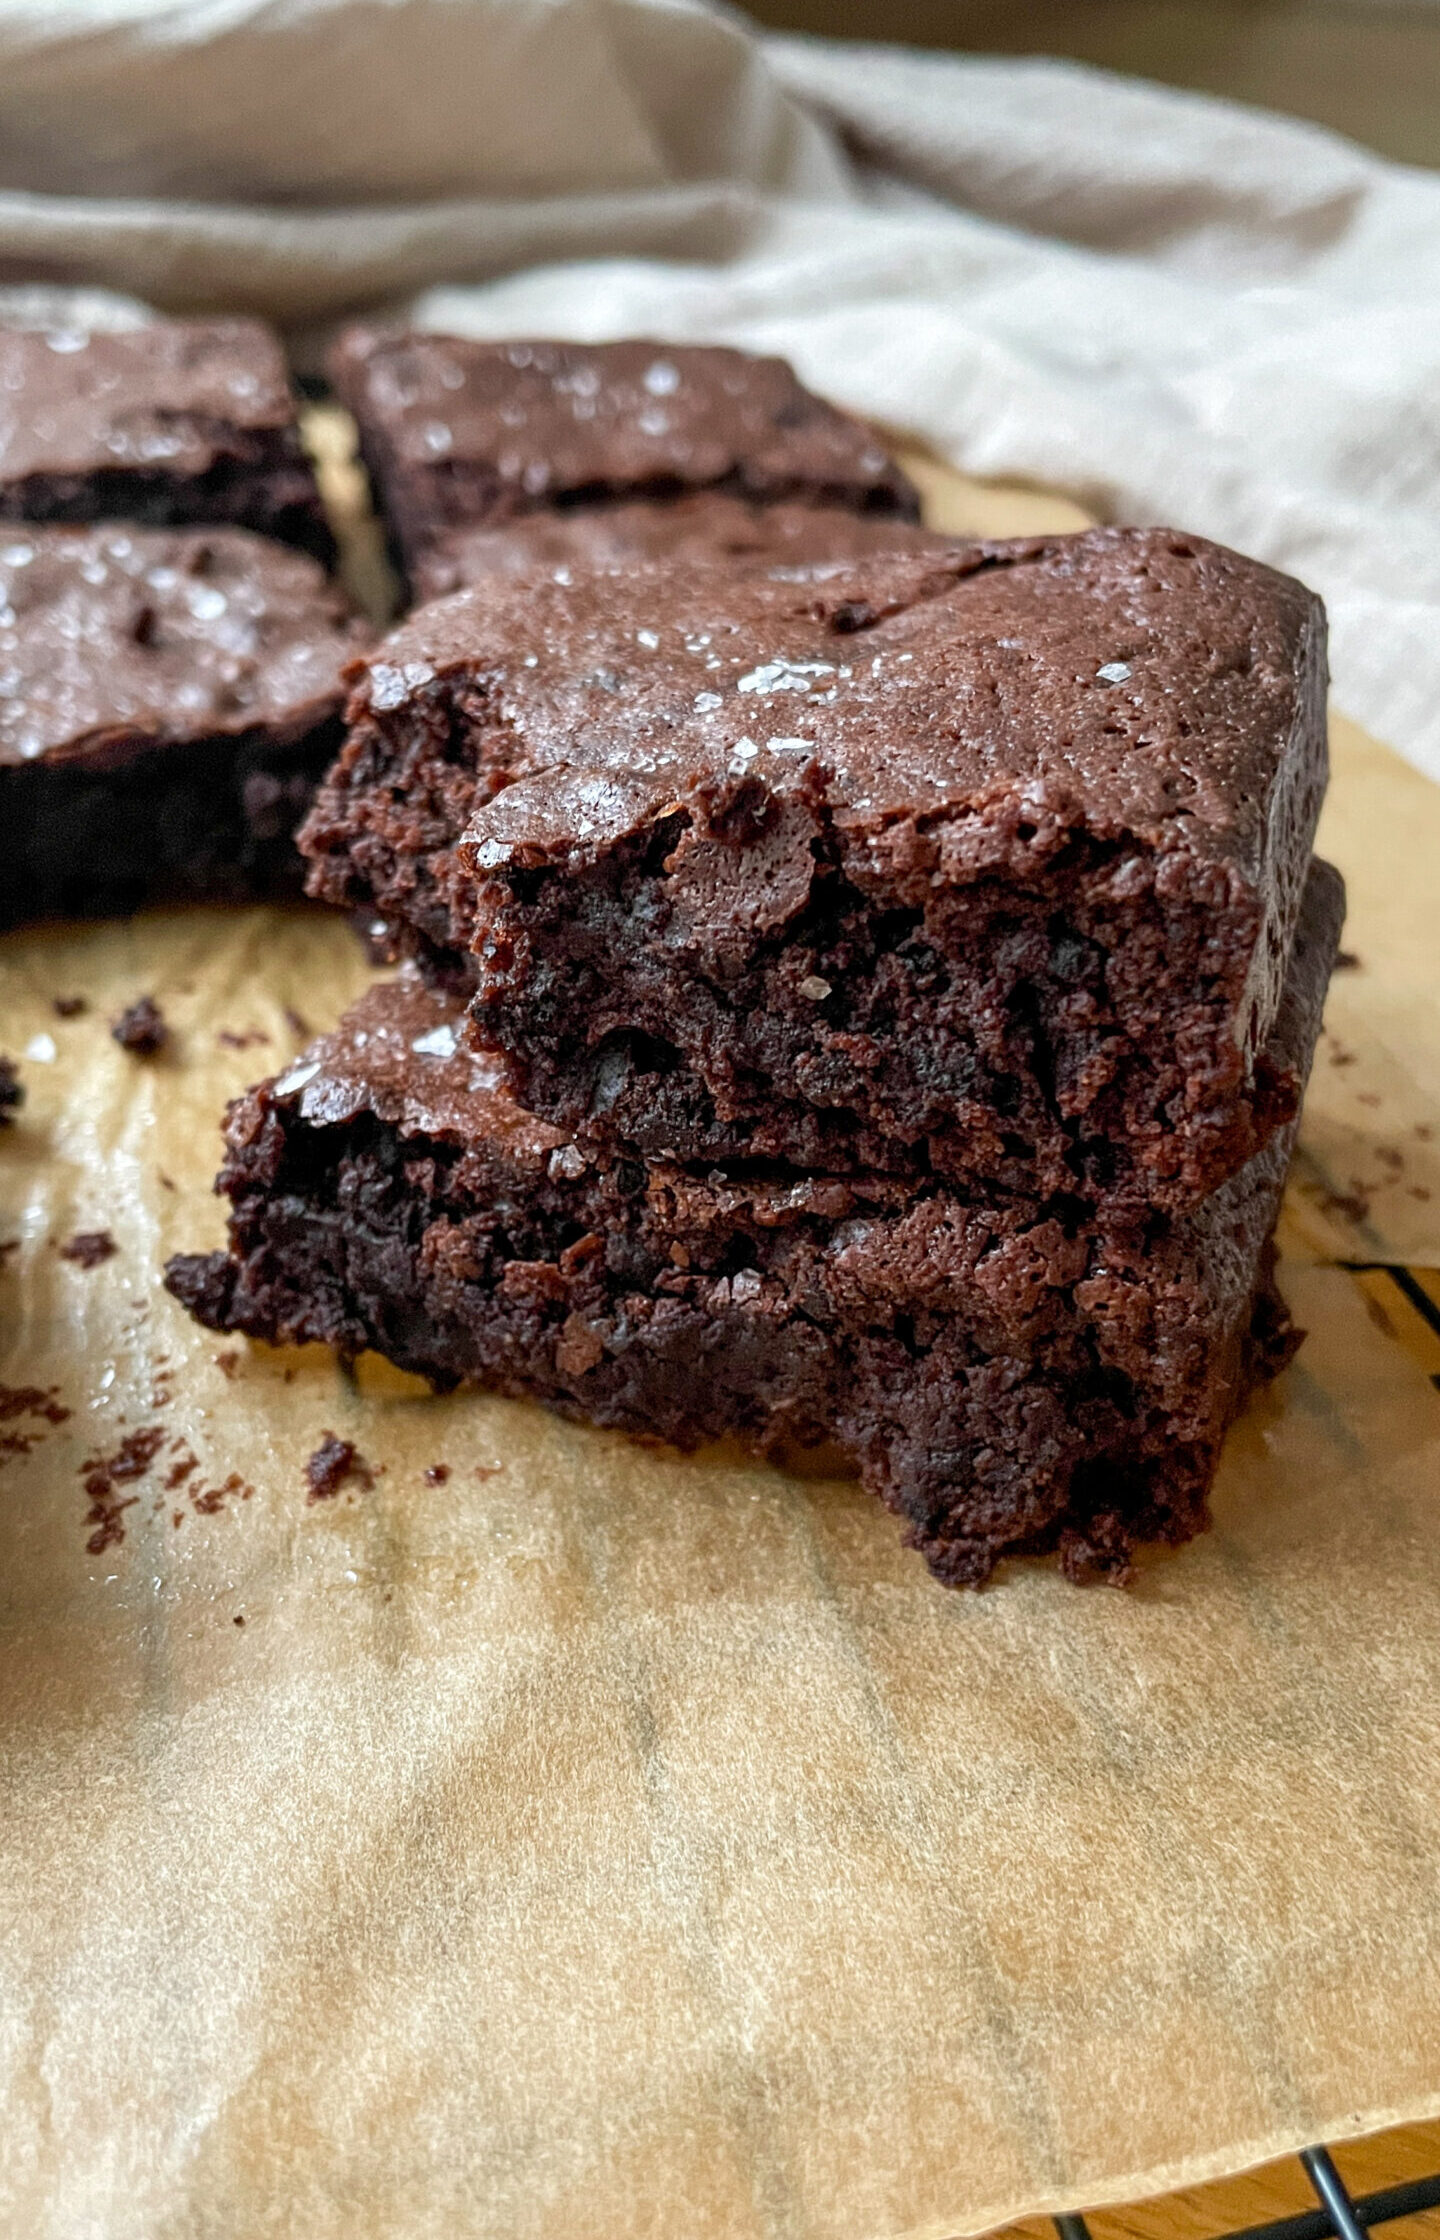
<box><xmin>327</xmin><ymin>326</ymin><xmax>919</xmax><ymax>579</ymax></box>
<box><xmin>0</xmin><ymin>523</ymin><xmax>369</xmax><ymax>925</ymax></box>
<box><xmin>0</xmin><ymin>316</ymin><xmax>333</xmax><ymax>560</ymax></box>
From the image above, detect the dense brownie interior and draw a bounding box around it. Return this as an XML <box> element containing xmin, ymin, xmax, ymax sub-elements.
<box><xmin>300</xmin><ymin>528</ymin><xmax>1327</xmax><ymax>1213</ymax></box>
<box><xmin>0</xmin><ymin>524</ymin><xmax>368</xmax><ymax>925</ymax></box>
<box><xmin>0</xmin><ymin>319</ymin><xmax>332</xmax><ymax>561</ymax></box>
<box><xmin>166</xmin><ymin>859</ymin><xmax>1341</xmax><ymax>1586</ymax></box>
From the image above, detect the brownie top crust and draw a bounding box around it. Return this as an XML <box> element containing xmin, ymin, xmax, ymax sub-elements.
<box><xmin>363</xmin><ymin>525</ymin><xmax>1325</xmax><ymax>887</ymax></box>
<box><xmin>0</xmin><ymin>525</ymin><xmax>368</xmax><ymax>769</ymax></box>
<box><xmin>266</xmin><ymin>968</ymin><xmax>565</xmax><ymax>1160</ymax></box>
<box><xmin>412</xmin><ymin>494</ymin><xmax>952</xmax><ymax>599</ymax></box>
<box><xmin>329</xmin><ymin>329</ymin><xmax>919</xmax><ymax>523</ymax></box>
<box><xmin>0</xmin><ymin>319</ymin><xmax>304</xmax><ymax>483</ymax></box>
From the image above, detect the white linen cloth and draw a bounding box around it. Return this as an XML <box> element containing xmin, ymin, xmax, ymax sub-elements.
<box><xmin>1</xmin><ymin>0</ymin><xmax>1437</xmax><ymax>778</ymax></box>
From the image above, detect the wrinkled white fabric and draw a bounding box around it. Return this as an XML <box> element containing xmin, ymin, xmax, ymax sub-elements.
<box><xmin>1</xmin><ymin>0</ymin><xmax>1437</xmax><ymax>776</ymax></box>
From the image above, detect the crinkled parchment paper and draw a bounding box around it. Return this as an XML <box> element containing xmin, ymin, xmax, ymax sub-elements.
<box><xmin>1</xmin><ymin>464</ymin><xmax>1438</xmax><ymax>2240</ymax></box>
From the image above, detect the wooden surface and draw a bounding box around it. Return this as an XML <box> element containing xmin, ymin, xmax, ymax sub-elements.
<box><xmin>1001</xmin><ymin>2118</ymin><xmax>1440</xmax><ymax>2240</ymax></box>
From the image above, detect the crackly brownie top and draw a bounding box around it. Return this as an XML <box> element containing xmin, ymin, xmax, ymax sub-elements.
<box><xmin>413</xmin><ymin>494</ymin><xmax>950</xmax><ymax>599</ymax></box>
<box><xmin>0</xmin><ymin>525</ymin><xmax>368</xmax><ymax>768</ymax></box>
<box><xmin>352</xmin><ymin>525</ymin><xmax>1324</xmax><ymax>886</ymax></box>
<box><xmin>330</xmin><ymin>330</ymin><xmax>918</xmax><ymax>517</ymax></box>
<box><xmin>0</xmin><ymin>318</ymin><xmax>303</xmax><ymax>483</ymax></box>
<box><xmin>261</xmin><ymin>968</ymin><xmax>565</xmax><ymax>1159</ymax></box>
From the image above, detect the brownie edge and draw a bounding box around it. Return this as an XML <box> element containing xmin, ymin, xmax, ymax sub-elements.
<box><xmin>167</xmin><ymin>859</ymin><xmax>1342</xmax><ymax>1589</ymax></box>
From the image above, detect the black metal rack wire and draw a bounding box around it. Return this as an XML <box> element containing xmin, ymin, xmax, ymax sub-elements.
<box><xmin>1053</xmin><ymin>2145</ymin><xmax>1440</xmax><ymax>2240</ymax></box>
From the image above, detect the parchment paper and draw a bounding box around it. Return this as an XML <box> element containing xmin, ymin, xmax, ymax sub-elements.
<box><xmin>1</xmin><ymin>464</ymin><xmax>1439</xmax><ymax>2240</ymax></box>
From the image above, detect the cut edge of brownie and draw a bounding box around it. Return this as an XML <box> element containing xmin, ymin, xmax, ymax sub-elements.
<box><xmin>165</xmin><ymin>858</ymin><xmax>1342</xmax><ymax>1589</ymax></box>
<box><xmin>301</xmin><ymin>529</ymin><xmax>1328</xmax><ymax>1214</ymax></box>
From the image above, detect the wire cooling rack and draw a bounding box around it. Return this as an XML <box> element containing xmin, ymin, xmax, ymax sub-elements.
<box><xmin>1054</xmin><ymin>2145</ymin><xmax>1440</xmax><ymax>2240</ymax></box>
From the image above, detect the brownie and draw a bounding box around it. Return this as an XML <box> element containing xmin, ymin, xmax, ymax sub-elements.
<box><xmin>0</xmin><ymin>1056</ymin><xmax>21</xmax><ymax>1123</ymax></box>
<box><xmin>328</xmin><ymin>330</ymin><xmax>918</xmax><ymax>588</ymax></box>
<box><xmin>0</xmin><ymin>319</ymin><xmax>331</xmax><ymax>561</ymax></box>
<box><xmin>412</xmin><ymin>494</ymin><xmax>951</xmax><ymax>601</ymax></box>
<box><xmin>166</xmin><ymin>858</ymin><xmax>1342</xmax><ymax>1587</ymax></box>
<box><xmin>300</xmin><ymin>527</ymin><xmax>1328</xmax><ymax>1215</ymax></box>
<box><xmin>0</xmin><ymin>524</ymin><xmax>369</xmax><ymax>927</ymax></box>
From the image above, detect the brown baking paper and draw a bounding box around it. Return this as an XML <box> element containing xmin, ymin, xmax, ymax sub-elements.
<box><xmin>2</xmin><ymin>470</ymin><xmax>1440</xmax><ymax>2240</ymax></box>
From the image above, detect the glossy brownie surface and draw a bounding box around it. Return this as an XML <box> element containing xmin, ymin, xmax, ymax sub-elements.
<box><xmin>330</xmin><ymin>329</ymin><xmax>919</xmax><ymax>574</ymax></box>
<box><xmin>412</xmin><ymin>492</ymin><xmax>948</xmax><ymax>599</ymax></box>
<box><xmin>1</xmin><ymin>524</ymin><xmax>368</xmax><ymax>922</ymax></box>
<box><xmin>0</xmin><ymin>319</ymin><xmax>330</xmax><ymax>557</ymax></box>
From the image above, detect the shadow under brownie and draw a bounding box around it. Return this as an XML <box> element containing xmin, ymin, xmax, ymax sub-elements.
<box><xmin>0</xmin><ymin>318</ymin><xmax>332</xmax><ymax>563</ymax></box>
<box><xmin>0</xmin><ymin>524</ymin><xmax>369</xmax><ymax>927</ymax></box>
<box><xmin>301</xmin><ymin>527</ymin><xmax>1327</xmax><ymax>1216</ymax></box>
<box><xmin>167</xmin><ymin>859</ymin><xmax>1342</xmax><ymax>1587</ymax></box>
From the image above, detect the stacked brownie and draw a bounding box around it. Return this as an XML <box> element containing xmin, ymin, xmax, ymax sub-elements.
<box><xmin>0</xmin><ymin>315</ymin><xmax>366</xmax><ymax>922</ymax></box>
<box><xmin>170</xmin><ymin>489</ymin><xmax>1343</xmax><ymax>1584</ymax></box>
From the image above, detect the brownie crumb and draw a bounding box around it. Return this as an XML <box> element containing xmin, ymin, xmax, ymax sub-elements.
<box><xmin>1333</xmin><ymin>949</ymin><xmax>1362</xmax><ymax>972</ymax></box>
<box><xmin>217</xmin><ymin>1027</ymin><xmax>270</xmax><ymax>1051</ymax></box>
<box><xmin>424</xmin><ymin>1463</ymin><xmax>450</xmax><ymax>1485</ymax></box>
<box><xmin>80</xmin><ymin>1425</ymin><xmax>166</xmax><ymax>1553</ymax></box>
<box><xmin>52</xmin><ymin>995</ymin><xmax>88</xmax><ymax>1018</ymax></box>
<box><xmin>112</xmin><ymin>997</ymin><xmax>169</xmax><ymax>1056</ymax></box>
<box><xmin>283</xmin><ymin>1008</ymin><xmax>310</xmax><ymax>1039</ymax></box>
<box><xmin>0</xmin><ymin>1058</ymin><xmax>21</xmax><ymax>1124</ymax></box>
<box><xmin>305</xmin><ymin>1433</ymin><xmax>373</xmax><ymax>1501</ymax></box>
<box><xmin>59</xmin><ymin>1229</ymin><xmax>117</xmax><ymax>1269</ymax></box>
<box><xmin>213</xmin><ymin>1350</ymin><xmax>239</xmax><ymax>1379</ymax></box>
<box><xmin>233</xmin><ymin>1614</ymin><xmax>245</xmax><ymax>1626</ymax></box>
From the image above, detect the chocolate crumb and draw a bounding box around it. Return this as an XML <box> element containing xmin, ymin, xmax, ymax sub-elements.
<box><xmin>1333</xmin><ymin>949</ymin><xmax>1362</xmax><ymax>972</ymax></box>
<box><xmin>59</xmin><ymin>1229</ymin><xmax>117</xmax><ymax>1269</ymax></box>
<box><xmin>213</xmin><ymin>1350</ymin><xmax>239</xmax><ymax>1379</ymax></box>
<box><xmin>112</xmin><ymin>997</ymin><xmax>169</xmax><ymax>1057</ymax></box>
<box><xmin>474</xmin><ymin>1463</ymin><xmax>502</xmax><ymax>1480</ymax></box>
<box><xmin>424</xmin><ymin>1463</ymin><xmax>450</xmax><ymax>1485</ymax></box>
<box><xmin>306</xmin><ymin>1433</ymin><xmax>373</xmax><ymax>1501</ymax></box>
<box><xmin>217</xmin><ymin>1027</ymin><xmax>270</xmax><ymax>1051</ymax></box>
<box><xmin>52</xmin><ymin>995</ymin><xmax>88</xmax><ymax>1018</ymax></box>
<box><xmin>233</xmin><ymin>1614</ymin><xmax>245</xmax><ymax>1626</ymax></box>
<box><xmin>158</xmin><ymin>1172</ymin><xmax>177</xmax><ymax>1192</ymax></box>
<box><xmin>283</xmin><ymin>1008</ymin><xmax>310</xmax><ymax>1039</ymax></box>
<box><xmin>0</xmin><ymin>1058</ymin><xmax>21</xmax><ymax>1124</ymax></box>
<box><xmin>80</xmin><ymin>1425</ymin><xmax>166</xmax><ymax>1552</ymax></box>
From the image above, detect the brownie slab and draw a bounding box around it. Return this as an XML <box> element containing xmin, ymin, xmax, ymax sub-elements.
<box><xmin>301</xmin><ymin>527</ymin><xmax>1328</xmax><ymax>1215</ymax></box>
<box><xmin>0</xmin><ymin>525</ymin><xmax>368</xmax><ymax>926</ymax></box>
<box><xmin>166</xmin><ymin>859</ymin><xmax>1341</xmax><ymax>1588</ymax></box>
<box><xmin>412</xmin><ymin>493</ymin><xmax>950</xmax><ymax>601</ymax></box>
<box><xmin>329</xmin><ymin>329</ymin><xmax>918</xmax><ymax>588</ymax></box>
<box><xmin>0</xmin><ymin>319</ymin><xmax>331</xmax><ymax>561</ymax></box>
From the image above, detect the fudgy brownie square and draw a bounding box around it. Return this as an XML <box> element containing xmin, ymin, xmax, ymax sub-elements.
<box><xmin>167</xmin><ymin>858</ymin><xmax>1342</xmax><ymax>1587</ymax></box>
<box><xmin>0</xmin><ymin>319</ymin><xmax>332</xmax><ymax>561</ymax></box>
<box><xmin>0</xmin><ymin>524</ymin><xmax>368</xmax><ymax>926</ymax></box>
<box><xmin>328</xmin><ymin>329</ymin><xmax>919</xmax><ymax>589</ymax></box>
<box><xmin>300</xmin><ymin>527</ymin><xmax>1328</xmax><ymax>1215</ymax></box>
<box><xmin>412</xmin><ymin>493</ymin><xmax>951</xmax><ymax>600</ymax></box>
